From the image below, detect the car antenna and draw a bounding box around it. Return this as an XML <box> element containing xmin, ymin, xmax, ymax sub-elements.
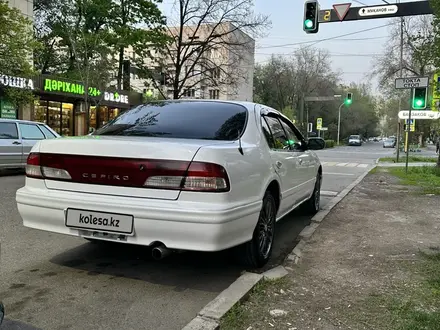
<box><xmin>237</xmin><ymin>129</ymin><xmax>244</xmax><ymax>155</ymax></box>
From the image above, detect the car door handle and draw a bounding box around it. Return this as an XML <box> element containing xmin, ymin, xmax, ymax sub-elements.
<box><xmin>12</xmin><ymin>141</ymin><xmax>21</xmax><ymax>145</ymax></box>
<box><xmin>276</xmin><ymin>161</ymin><xmax>283</xmax><ymax>168</ymax></box>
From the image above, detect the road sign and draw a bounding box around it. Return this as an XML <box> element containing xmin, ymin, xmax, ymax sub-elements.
<box><xmin>333</xmin><ymin>3</ymin><xmax>351</xmax><ymax>21</ymax></box>
<box><xmin>432</xmin><ymin>72</ymin><xmax>440</xmax><ymax>112</ymax></box>
<box><xmin>304</xmin><ymin>96</ymin><xmax>336</xmax><ymax>101</ymax></box>
<box><xmin>395</xmin><ymin>76</ymin><xmax>429</xmax><ymax>89</ymax></box>
<box><xmin>308</xmin><ymin>123</ymin><xmax>313</xmax><ymax>133</ymax></box>
<box><xmin>358</xmin><ymin>5</ymin><xmax>398</xmax><ymax>17</ymax></box>
<box><xmin>405</xmin><ymin>119</ymin><xmax>415</xmax><ymax>132</ymax></box>
<box><xmin>316</xmin><ymin>118</ymin><xmax>323</xmax><ymax>130</ymax></box>
<box><xmin>318</xmin><ymin>1</ymin><xmax>432</xmax><ymax>23</ymax></box>
<box><xmin>398</xmin><ymin>110</ymin><xmax>440</xmax><ymax>120</ymax></box>
<box><xmin>320</xmin><ymin>127</ymin><xmax>328</xmax><ymax>131</ymax></box>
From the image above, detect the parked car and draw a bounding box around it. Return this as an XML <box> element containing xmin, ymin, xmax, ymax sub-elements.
<box><xmin>348</xmin><ymin>134</ymin><xmax>362</xmax><ymax>146</ymax></box>
<box><xmin>16</xmin><ymin>100</ymin><xmax>325</xmax><ymax>268</ymax></box>
<box><xmin>383</xmin><ymin>138</ymin><xmax>396</xmax><ymax>148</ymax></box>
<box><xmin>0</xmin><ymin>119</ymin><xmax>60</xmax><ymax>170</ymax></box>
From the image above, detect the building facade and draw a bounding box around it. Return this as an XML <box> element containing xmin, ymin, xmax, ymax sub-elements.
<box><xmin>124</xmin><ymin>23</ymin><xmax>255</xmax><ymax>102</ymax></box>
<box><xmin>7</xmin><ymin>0</ymin><xmax>33</xmax><ymax>20</ymax></box>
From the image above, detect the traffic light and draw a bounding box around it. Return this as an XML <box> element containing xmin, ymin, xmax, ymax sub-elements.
<box><xmin>303</xmin><ymin>0</ymin><xmax>319</xmax><ymax>34</ymax></box>
<box><xmin>412</xmin><ymin>87</ymin><xmax>427</xmax><ymax>110</ymax></box>
<box><xmin>344</xmin><ymin>92</ymin><xmax>353</xmax><ymax>106</ymax></box>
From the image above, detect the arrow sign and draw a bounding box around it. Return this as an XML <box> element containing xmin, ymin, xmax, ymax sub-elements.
<box><xmin>333</xmin><ymin>3</ymin><xmax>351</xmax><ymax>21</ymax></box>
<box><xmin>358</xmin><ymin>4</ymin><xmax>398</xmax><ymax>17</ymax></box>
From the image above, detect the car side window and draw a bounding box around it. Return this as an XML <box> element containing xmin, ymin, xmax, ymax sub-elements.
<box><xmin>38</xmin><ymin>125</ymin><xmax>57</xmax><ymax>139</ymax></box>
<box><xmin>19</xmin><ymin>124</ymin><xmax>45</xmax><ymax>140</ymax></box>
<box><xmin>0</xmin><ymin>122</ymin><xmax>19</xmax><ymax>139</ymax></box>
<box><xmin>261</xmin><ymin>117</ymin><xmax>275</xmax><ymax>148</ymax></box>
<box><xmin>279</xmin><ymin>120</ymin><xmax>302</xmax><ymax>151</ymax></box>
<box><xmin>264</xmin><ymin>116</ymin><xmax>290</xmax><ymax>150</ymax></box>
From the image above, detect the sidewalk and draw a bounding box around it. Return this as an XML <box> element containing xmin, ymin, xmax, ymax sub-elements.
<box><xmin>220</xmin><ymin>170</ymin><xmax>440</xmax><ymax>330</ymax></box>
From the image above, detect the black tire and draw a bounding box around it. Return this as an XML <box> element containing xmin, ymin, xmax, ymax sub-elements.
<box><xmin>236</xmin><ymin>191</ymin><xmax>277</xmax><ymax>268</ymax></box>
<box><xmin>302</xmin><ymin>173</ymin><xmax>322</xmax><ymax>215</ymax></box>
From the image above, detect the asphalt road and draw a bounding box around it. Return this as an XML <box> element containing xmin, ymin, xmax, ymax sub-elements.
<box><xmin>0</xmin><ymin>143</ymin><xmax>381</xmax><ymax>330</ymax></box>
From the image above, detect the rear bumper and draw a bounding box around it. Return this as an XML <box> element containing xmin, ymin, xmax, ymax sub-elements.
<box><xmin>16</xmin><ymin>183</ymin><xmax>262</xmax><ymax>252</ymax></box>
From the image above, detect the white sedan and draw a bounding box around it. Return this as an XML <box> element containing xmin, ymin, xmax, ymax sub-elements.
<box><xmin>16</xmin><ymin>100</ymin><xmax>324</xmax><ymax>268</ymax></box>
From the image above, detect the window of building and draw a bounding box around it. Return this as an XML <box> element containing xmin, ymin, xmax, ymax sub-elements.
<box><xmin>212</xmin><ymin>67</ymin><xmax>221</xmax><ymax>79</ymax></box>
<box><xmin>209</xmin><ymin>89</ymin><xmax>220</xmax><ymax>99</ymax></box>
<box><xmin>33</xmin><ymin>100</ymin><xmax>74</xmax><ymax>136</ymax></box>
<box><xmin>184</xmin><ymin>89</ymin><xmax>196</xmax><ymax>98</ymax></box>
<box><xmin>0</xmin><ymin>122</ymin><xmax>18</xmax><ymax>139</ymax></box>
<box><xmin>19</xmin><ymin>124</ymin><xmax>45</xmax><ymax>140</ymax></box>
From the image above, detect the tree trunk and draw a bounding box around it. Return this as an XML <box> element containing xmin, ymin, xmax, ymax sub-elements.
<box><xmin>117</xmin><ymin>46</ymin><xmax>124</xmax><ymax>90</ymax></box>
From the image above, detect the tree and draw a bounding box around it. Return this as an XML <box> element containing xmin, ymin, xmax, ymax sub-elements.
<box><xmin>141</xmin><ymin>0</ymin><xmax>270</xmax><ymax>99</ymax></box>
<box><xmin>110</xmin><ymin>0</ymin><xmax>168</xmax><ymax>90</ymax></box>
<box><xmin>0</xmin><ymin>0</ymin><xmax>40</xmax><ymax>106</ymax></box>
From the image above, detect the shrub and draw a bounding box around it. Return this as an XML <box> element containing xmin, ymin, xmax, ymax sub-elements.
<box><xmin>324</xmin><ymin>140</ymin><xmax>335</xmax><ymax>148</ymax></box>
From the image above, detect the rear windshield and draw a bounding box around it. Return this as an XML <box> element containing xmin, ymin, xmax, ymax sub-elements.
<box><xmin>94</xmin><ymin>101</ymin><xmax>248</xmax><ymax>141</ymax></box>
<box><xmin>349</xmin><ymin>135</ymin><xmax>360</xmax><ymax>139</ymax></box>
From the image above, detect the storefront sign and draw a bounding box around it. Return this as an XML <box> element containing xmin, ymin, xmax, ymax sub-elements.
<box><xmin>43</xmin><ymin>78</ymin><xmax>101</xmax><ymax>97</ymax></box>
<box><xmin>0</xmin><ymin>99</ymin><xmax>17</xmax><ymax>119</ymax></box>
<box><xmin>104</xmin><ymin>92</ymin><xmax>129</xmax><ymax>104</ymax></box>
<box><xmin>0</xmin><ymin>74</ymin><xmax>34</xmax><ymax>90</ymax></box>
<box><xmin>43</xmin><ymin>78</ymin><xmax>130</xmax><ymax>104</ymax></box>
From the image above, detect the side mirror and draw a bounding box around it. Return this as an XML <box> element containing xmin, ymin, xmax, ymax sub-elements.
<box><xmin>307</xmin><ymin>137</ymin><xmax>325</xmax><ymax>150</ymax></box>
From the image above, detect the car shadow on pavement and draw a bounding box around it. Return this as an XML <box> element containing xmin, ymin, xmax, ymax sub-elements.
<box><xmin>0</xmin><ymin>169</ymin><xmax>25</xmax><ymax>177</ymax></box>
<box><xmin>49</xmin><ymin>207</ymin><xmax>312</xmax><ymax>286</ymax></box>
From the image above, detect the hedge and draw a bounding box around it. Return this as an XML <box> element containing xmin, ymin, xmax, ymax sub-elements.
<box><xmin>324</xmin><ymin>140</ymin><xmax>335</xmax><ymax>148</ymax></box>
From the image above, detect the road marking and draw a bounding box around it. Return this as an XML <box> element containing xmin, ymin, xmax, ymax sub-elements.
<box><xmin>322</xmin><ymin>162</ymin><xmax>370</xmax><ymax>168</ymax></box>
<box><xmin>336</xmin><ymin>163</ymin><xmax>348</xmax><ymax>166</ymax></box>
<box><xmin>323</xmin><ymin>172</ymin><xmax>355</xmax><ymax>176</ymax></box>
<box><xmin>346</xmin><ymin>163</ymin><xmax>358</xmax><ymax>167</ymax></box>
<box><xmin>357</xmin><ymin>164</ymin><xmax>369</xmax><ymax>168</ymax></box>
<box><xmin>321</xmin><ymin>190</ymin><xmax>339</xmax><ymax>197</ymax></box>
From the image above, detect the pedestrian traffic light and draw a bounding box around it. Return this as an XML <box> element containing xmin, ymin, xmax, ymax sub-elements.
<box><xmin>303</xmin><ymin>0</ymin><xmax>319</xmax><ymax>34</ymax></box>
<box><xmin>344</xmin><ymin>92</ymin><xmax>353</xmax><ymax>106</ymax></box>
<box><xmin>412</xmin><ymin>87</ymin><xmax>427</xmax><ymax>110</ymax></box>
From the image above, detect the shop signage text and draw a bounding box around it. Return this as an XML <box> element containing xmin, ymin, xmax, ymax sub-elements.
<box><xmin>104</xmin><ymin>92</ymin><xmax>129</xmax><ymax>104</ymax></box>
<box><xmin>44</xmin><ymin>78</ymin><xmax>101</xmax><ymax>97</ymax></box>
<box><xmin>0</xmin><ymin>74</ymin><xmax>34</xmax><ymax>90</ymax></box>
<box><xmin>43</xmin><ymin>78</ymin><xmax>129</xmax><ymax>104</ymax></box>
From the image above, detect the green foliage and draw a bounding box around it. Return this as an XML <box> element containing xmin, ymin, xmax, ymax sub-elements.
<box><xmin>34</xmin><ymin>0</ymin><xmax>168</xmax><ymax>91</ymax></box>
<box><xmin>0</xmin><ymin>0</ymin><xmax>40</xmax><ymax>106</ymax></box>
<box><xmin>324</xmin><ymin>140</ymin><xmax>334</xmax><ymax>148</ymax></box>
<box><xmin>388</xmin><ymin>166</ymin><xmax>440</xmax><ymax>194</ymax></box>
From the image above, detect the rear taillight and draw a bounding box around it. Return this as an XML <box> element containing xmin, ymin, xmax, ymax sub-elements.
<box><xmin>25</xmin><ymin>153</ymin><xmax>230</xmax><ymax>192</ymax></box>
<box><xmin>26</xmin><ymin>153</ymin><xmax>72</xmax><ymax>180</ymax></box>
<box><xmin>144</xmin><ymin>161</ymin><xmax>230</xmax><ymax>192</ymax></box>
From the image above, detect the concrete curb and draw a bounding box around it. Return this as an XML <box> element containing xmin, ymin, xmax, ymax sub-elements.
<box><xmin>181</xmin><ymin>165</ymin><xmax>376</xmax><ymax>330</ymax></box>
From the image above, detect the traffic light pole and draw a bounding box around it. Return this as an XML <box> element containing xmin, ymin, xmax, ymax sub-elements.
<box><xmin>396</xmin><ymin>14</ymin><xmax>404</xmax><ymax>163</ymax></box>
<box><xmin>337</xmin><ymin>102</ymin><xmax>344</xmax><ymax>145</ymax></box>
<box><xmin>405</xmin><ymin>107</ymin><xmax>412</xmax><ymax>173</ymax></box>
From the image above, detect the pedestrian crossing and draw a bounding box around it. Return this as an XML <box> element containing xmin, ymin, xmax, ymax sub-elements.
<box><xmin>321</xmin><ymin>162</ymin><xmax>370</xmax><ymax>168</ymax></box>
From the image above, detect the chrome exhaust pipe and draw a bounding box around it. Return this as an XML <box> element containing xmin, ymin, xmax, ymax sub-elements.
<box><xmin>151</xmin><ymin>244</ymin><xmax>172</xmax><ymax>260</ymax></box>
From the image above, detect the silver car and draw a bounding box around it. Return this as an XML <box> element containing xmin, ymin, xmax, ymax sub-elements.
<box><xmin>0</xmin><ymin>119</ymin><xmax>60</xmax><ymax>169</ymax></box>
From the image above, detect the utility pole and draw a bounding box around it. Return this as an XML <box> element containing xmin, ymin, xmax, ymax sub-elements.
<box><xmin>396</xmin><ymin>15</ymin><xmax>403</xmax><ymax>162</ymax></box>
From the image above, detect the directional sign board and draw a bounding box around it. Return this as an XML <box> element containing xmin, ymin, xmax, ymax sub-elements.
<box><xmin>318</xmin><ymin>1</ymin><xmax>433</xmax><ymax>23</ymax></box>
<box><xmin>395</xmin><ymin>77</ymin><xmax>429</xmax><ymax>89</ymax></box>
<box><xmin>358</xmin><ymin>5</ymin><xmax>398</xmax><ymax>17</ymax></box>
<box><xmin>398</xmin><ymin>110</ymin><xmax>440</xmax><ymax>120</ymax></box>
<box><xmin>333</xmin><ymin>3</ymin><xmax>351</xmax><ymax>21</ymax></box>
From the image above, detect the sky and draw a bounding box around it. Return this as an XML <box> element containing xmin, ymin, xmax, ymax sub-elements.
<box><xmin>157</xmin><ymin>0</ymin><xmax>419</xmax><ymax>93</ymax></box>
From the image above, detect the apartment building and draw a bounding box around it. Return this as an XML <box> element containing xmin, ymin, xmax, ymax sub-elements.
<box><xmin>124</xmin><ymin>23</ymin><xmax>255</xmax><ymax>101</ymax></box>
<box><xmin>7</xmin><ymin>0</ymin><xmax>33</xmax><ymax>20</ymax></box>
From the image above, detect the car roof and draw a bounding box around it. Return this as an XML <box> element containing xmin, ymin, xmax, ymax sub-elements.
<box><xmin>144</xmin><ymin>99</ymin><xmax>259</xmax><ymax>112</ymax></box>
<box><xmin>0</xmin><ymin>118</ymin><xmax>47</xmax><ymax>125</ymax></box>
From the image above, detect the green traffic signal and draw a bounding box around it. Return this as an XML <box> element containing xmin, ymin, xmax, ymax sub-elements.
<box><xmin>344</xmin><ymin>99</ymin><xmax>352</xmax><ymax>105</ymax></box>
<box><xmin>304</xmin><ymin>19</ymin><xmax>314</xmax><ymax>29</ymax></box>
<box><xmin>412</xmin><ymin>87</ymin><xmax>427</xmax><ymax>110</ymax></box>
